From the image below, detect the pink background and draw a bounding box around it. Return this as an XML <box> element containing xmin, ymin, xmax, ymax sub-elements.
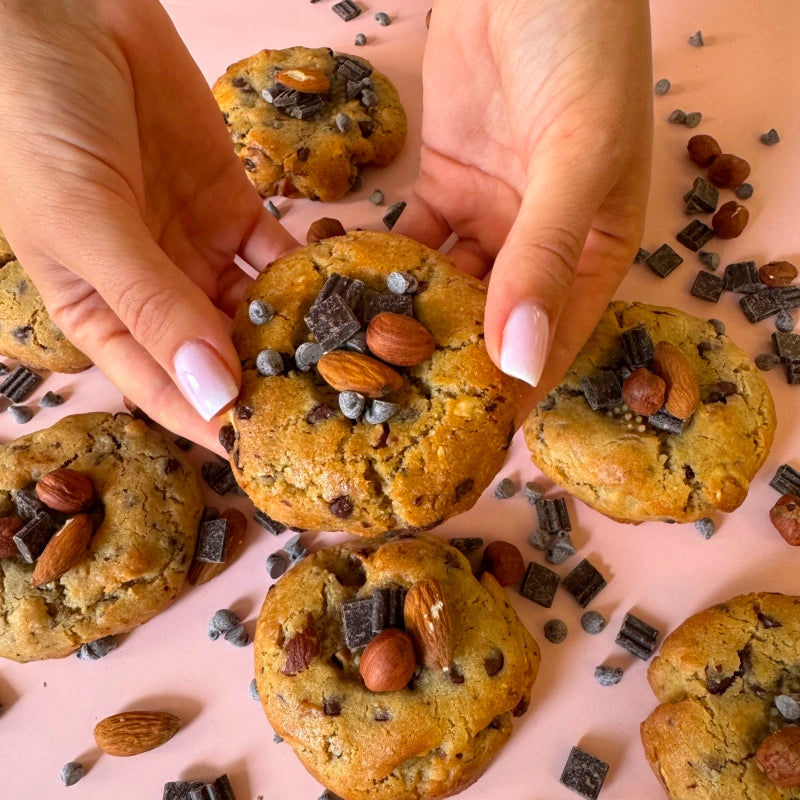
<box><xmin>1</xmin><ymin>1</ymin><xmax>799</xmax><ymax>798</ymax></box>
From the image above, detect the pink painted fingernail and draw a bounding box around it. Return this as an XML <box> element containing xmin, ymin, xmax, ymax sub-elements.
<box><xmin>173</xmin><ymin>340</ymin><xmax>238</xmax><ymax>421</ymax></box>
<box><xmin>499</xmin><ymin>301</ymin><xmax>550</xmax><ymax>387</ymax></box>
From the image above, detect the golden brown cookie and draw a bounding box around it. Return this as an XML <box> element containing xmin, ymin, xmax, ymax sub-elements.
<box><xmin>0</xmin><ymin>412</ymin><xmax>203</xmax><ymax>662</ymax></box>
<box><xmin>254</xmin><ymin>534</ymin><xmax>540</xmax><ymax>800</ymax></box>
<box><xmin>224</xmin><ymin>231</ymin><xmax>522</xmax><ymax>535</ymax></box>
<box><xmin>213</xmin><ymin>46</ymin><xmax>407</xmax><ymax>201</ymax></box>
<box><xmin>641</xmin><ymin>593</ymin><xmax>800</xmax><ymax>799</ymax></box>
<box><xmin>524</xmin><ymin>301</ymin><xmax>775</xmax><ymax>523</ymax></box>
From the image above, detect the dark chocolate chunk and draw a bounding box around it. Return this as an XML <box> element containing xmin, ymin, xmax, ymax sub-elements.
<box><xmin>448</xmin><ymin>536</ymin><xmax>483</xmax><ymax>553</ymax></box>
<box><xmin>644</xmin><ymin>244</ymin><xmax>683</xmax><ymax>278</ymax></box>
<box><xmin>332</xmin><ymin>0</ymin><xmax>362</xmax><ymax>21</ymax></box>
<box><xmin>253</xmin><ymin>509</ymin><xmax>286</xmax><ymax>536</ymax></box>
<box><xmin>12</xmin><ymin>511</ymin><xmax>57</xmax><ymax>562</ymax></box>
<box><xmin>335</xmin><ymin>56</ymin><xmax>372</xmax><ymax>81</ymax></box>
<box><xmin>371</xmin><ymin>586</ymin><xmax>405</xmax><ymax>633</ymax></box>
<box><xmin>0</xmin><ymin>365</ymin><xmax>42</xmax><ymax>403</ymax></box>
<box><xmin>305</xmin><ymin>293</ymin><xmax>361</xmax><ymax>351</ymax></box>
<box><xmin>76</xmin><ymin>635</ymin><xmax>118</xmax><ymax>661</ymax></box>
<box><xmin>682</xmin><ymin>176</ymin><xmax>719</xmax><ymax>213</ymax></box>
<box><xmin>562</xmin><ymin>559</ymin><xmax>607</xmax><ymax>608</ymax></box>
<box><xmin>342</xmin><ymin>597</ymin><xmax>374</xmax><ymax>648</ymax></box>
<box><xmin>195</xmin><ymin>518</ymin><xmax>229</xmax><ymax>563</ymax></box>
<box><xmin>362</xmin><ymin>290</ymin><xmax>413</xmax><ymax>322</ymax></box>
<box><xmin>382</xmin><ymin>201</ymin><xmax>406</xmax><ymax>230</ymax></box>
<box><xmin>519</xmin><ymin>561</ymin><xmax>560</xmax><ymax>608</ymax></box>
<box><xmin>14</xmin><ymin>488</ymin><xmax>46</xmax><ymax>519</ymax></box>
<box><xmin>484</xmin><ymin>648</ymin><xmax>504</xmax><ymax>676</ymax></box>
<box><xmin>769</xmin><ymin>463</ymin><xmax>800</xmax><ymax>496</ymax></box>
<box><xmin>163</xmin><ymin>782</ymin><xmax>205</xmax><ymax>800</ymax></box>
<box><xmin>787</xmin><ymin>361</ymin><xmax>800</xmax><ymax>384</ymax></box>
<box><xmin>739</xmin><ymin>289</ymin><xmax>781</xmax><ymax>322</ymax></box>
<box><xmin>12</xmin><ymin>325</ymin><xmax>32</xmax><ymax>342</ymax></box>
<box><xmin>707</xmin><ymin>381</ymin><xmax>737</xmax><ymax>402</ymax></box>
<box><xmin>357</xmin><ymin>119</ymin><xmax>374</xmax><ymax>138</ymax></box>
<box><xmin>690</xmin><ymin>270</ymin><xmax>724</xmax><ymax>302</ymax></box>
<box><xmin>313</xmin><ymin>273</ymin><xmax>365</xmax><ymax>311</ymax></box>
<box><xmin>560</xmin><ymin>746</ymin><xmax>609</xmax><ymax>800</ymax></box>
<box><xmin>723</xmin><ymin>260</ymin><xmax>762</xmax><ymax>293</ymax></box>
<box><xmin>776</xmin><ymin>285</ymin><xmax>800</xmax><ymax>311</ymax></box>
<box><xmin>536</xmin><ymin>497</ymin><xmax>571</xmax><ymax>533</ymax></box>
<box><xmin>454</xmin><ymin>478</ymin><xmax>474</xmax><ymax>501</ymax></box>
<box><xmin>218</xmin><ymin>424</ymin><xmax>236</xmax><ymax>453</ymax></box>
<box><xmin>323</xmin><ymin>696</ymin><xmax>342</xmax><ymax>716</ymax></box>
<box><xmin>189</xmin><ymin>774</ymin><xmax>237</xmax><ymax>800</ymax></box>
<box><xmin>306</xmin><ymin>404</ymin><xmax>337</xmax><ymax>424</ymax></box>
<box><xmin>773</xmin><ymin>332</ymin><xmax>800</xmax><ymax>362</ymax></box>
<box><xmin>581</xmin><ymin>370</ymin><xmax>622</xmax><ymax>411</ymax></box>
<box><xmin>201</xmin><ymin>460</ymin><xmax>238</xmax><ymax>496</ymax></box>
<box><xmin>647</xmin><ymin>409</ymin><xmax>690</xmax><ymax>434</ymax></box>
<box><xmin>287</xmin><ymin>94</ymin><xmax>325</xmax><ymax>120</ymax></box>
<box><xmin>615</xmin><ymin>611</ymin><xmax>659</xmax><ymax>660</ymax></box>
<box><xmin>271</xmin><ymin>88</ymin><xmax>301</xmax><ymax>108</ymax></box>
<box><xmin>329</xmin><ymin>495</ymin><xmax>354</xmax><ymax>519</ymax></box>
<box><xmin>621</xmin><ymin>323</ymin><xmax>654</xmax><ymax>368</ymax></box>
<box><xmin>345</xmin><ymin>78</ymin><xmax>372</xmax><ymax>100</ymax></box>
<box><xmin>676</xmin><ymin>219</ymin><xmax>715</xmax><ymax>251</ymax></box>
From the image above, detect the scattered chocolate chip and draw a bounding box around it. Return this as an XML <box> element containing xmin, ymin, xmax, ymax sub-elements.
<box><xmin>202</xmin><ymin>460</ymin><xmax>238</xmax><ymax>496</ymax></box>
<box><xmin>248</xmin><ymin>678</ymin><xmax>260</xmax><ymax>702</ymax></box>
<box><xmin>332</xmin><ymin>0</ymin><xmax>361</xmax><ymax>21</ymax></box>
<box><xmin>369</xmin><ymin>189</ymin><xmax>385</xmax><ymax>205</ymax></box>
<box><xmin>544</xmin><ymin>619</ymin><xmax>568</xmax><ymax>643</ymax></box>
<box><xmin>562</xmin><ymin>559</ymin><xmax>607</xmax><ymax>608</ymax></box>
<box><xmin>76</xmin><ymin>635</ymin><xmax>118</xmax><ymax>661</ymax></box>
<box><xmin>293</xmin><ymin>341</ymin><xmax>324</xmax><ymax>372</ymax></box>
<box><xmin>329</xmin><ymin>495</ymin><xmax>354</xmax><ymax>519</ymax></box>
<box><xmin>218</xmin><ymin>424</ymin><xmax>236</xmax><ymax>454</ymax></box>
<box><xmin>654</xmin><ymin>78</ymin><xmax>670</xmax><ymax>95</ymax></box>
<box><xmin>342</xmin><ymin>597</ymin><xmax>373</xmax><ymax>648</ymax></box>
<box><xmin>546</xmin><ymin>532</ymin><xmax>577</xmax><ymax>565</ymax></box>
<box><xmin>13</xmin><ymin>511</ymin><xmax>57</xmax><ymax>562</ymax></box>
<box><xmin>695</xmin><ymin>517</ymin><xmax>716</xmax><ymax>539</ymax></box>
<box><xmin>536</xmin><ymin>497</ymin><xmax>571</xmax><ymax>533</ymax></box>
<box><xmin>690</xmin><ymin>270</ymin><xmax>724</xmax><ymax>302</ymax></box>
<box><xmin>386</xmin><ymin>271</ymin><xmax>418</xmax><ymax>296</ymax></box>
<box><xmin>360</xmin><ymin>88</ymin><xmax>378</xmax><ymax>107</ymax></box>
<box><xmin>633</xmin><ymin>247</ymin><xmax>650</xmax><ymax>264</ymax></box>
<box><xmin>266</xmin><ymin>551</ymin><xmax>287</xmax><ymax>579</ymax></box>
<box><xmin>363</xmin><ymin>398</ymin><xmax>398</xmax><ymax>424</ymax></box>
<box><xmin>8</xmin><ymin>405</ymin><xmax>33</xmax><ymax>424</ymax></box>
<box><xmin>223</xmin><ymin>623</ymin><xmax>249</xmax><ymax>648</ymax></box>
<box><xmin>581</xmin><ymin>371</ymin><xmax>622</xmax><ymax>411</ymax></box>
<box><xmin>581</xmin><ymin>610</ymin><xmax>607</xmax><ymax>634</ymax></box>
<box><xmin>644</xmin><ymin>244</ymin><xmax>683</xmax><ymax>278</ymax></box>
<box><xmin>776</xmin><ymin>311</ymin><xmax>795</xmax><ymax>333</ymax></box>
<box><xmin>0</xmin><ymin>365</ymin><xmax>42</xmax><ymax>403</ymax></box>
<box><xmin>354</xmin><ymin>33</ymin><xmax>367</xmax><ymax>46</ymax></box>
<box><xmin>60</xmin><ymin>762</ymin><xmax>85</xmax><ymax>787</ymax></box>
<box><xmin>760</xmin><ymin>128</ymin><xmax>780</xmax><ymax>145</ymax></box>
<box><xmin>519</xmin><ymin>561</ymin><xmax>560</xmax><ymax>608</ymax></box>
<box><xmin>524</xmin><ymin>481</ymin><xmax>545</xmax><ymax>503</ymax></box>
<box><xmin>374</xmin><ymin>11</ymin><xmax>391</xmax><ymax>25</ymax></box>
<box><xmin>708</xmin><ymin>317</ymin><xmax>726</xmax><ymax>335</ymax></box>
<box><xmin>38</xmin><ymin>391</ymin><xmax>65</xmax><ymax>408</ymax></box>
<box><xmin>382</xmin><ymin>201</ymin><xmax>406</xmax><ymax>230</ymax></box>
<box><xmin>494</xmin><ymin>477</ymin><xmax>516</xmax><ymax>499</ymax></box>
<box><xmin>615</xmin><ymin>611</ymin><xmax>659</xmax><ymax>660</ymax></box>
<box><xmin>265</xmin><ymin>200</ymin><xmax>281</xmax><ymax>220</ymax></box>
<box><xmin>685</xmin><ymin>111</ymin><xmax>702</xmax><ymax>128</ymax></box>
<box><xmin>338</xmin><ymin>391</ymin><xmax>366</xmax><ymax>420</ymax></box>
<box><xmin>318</xmin><ymin>790</ymin><xmax>345</xmax><ymax>800</ymax></box>
<box><xmin>560</xmin><ymin>746</ymin><xmax>609</xmax><ymax>799</ymax></box>
<box><xmin>734</xmin><ymin>182</ymin><xmax>754</xmax><ymax>200</ymax></box>
<box><xmin>688</xmin><ymin>30</ymin><xmax>704</xmax><ymax>46</ymax></box>
<box><xmin>528</xmin><ymin>528</ymin><xmax>554</xmax><ymax>550</ymax></box>
<box><xmin>208</xmin><ymin>609</ymin><xmax>241</xmax><ymax>641</ymax></box>
<box><xmin>594</xmin><ymin>665</ymin><xmax>623</xmax><ymax>686</ymax></box>
<box><xmin>669</xmin><ymin>109</ymin><xmax>687</xmax><ymax>124</ymax></box>
<box><xmin>284</xmin><ymin>533</ymin><xmax>308</xmax><ymax>563</ymax></box>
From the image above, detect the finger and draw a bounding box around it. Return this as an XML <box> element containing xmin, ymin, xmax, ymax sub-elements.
<box><xmin>239</xmin><ymin>203</ymin><xmax>300</xmax><ymax>272</ymax></box>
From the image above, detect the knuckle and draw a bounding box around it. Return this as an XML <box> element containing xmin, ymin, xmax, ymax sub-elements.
<box><xmin>116</xmin><ymin>280</ymin><xmax>179</xmax><ymax>347</ymax></box>
<box><xmin>519</xmin><ymin>227</ymin><xmax>583</xmax><ymax>290</ymax></box>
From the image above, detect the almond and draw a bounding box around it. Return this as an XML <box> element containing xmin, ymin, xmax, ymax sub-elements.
<box><xmin>317</xmin><ymin>351</ymin><xmax>403</xmax><ymax>398</ymax></box>
<box><xmin>756</xmin><ymin>726</ymin><xmax>800</xmax><ymax>788</ymax></box>
<box><xmin>93</xmin><ymin>710</ymin><xmax>181</xmax><ymax>757</ymax></box>
<box><xmin>706</xmin><ymin>153</ymin><xmax>751</xmax><ymax>188</ymax></box>
<box><xmin>480</xmin><ymin>540</ymin><xmax>525</xmax><ymax>586</ymax></box>
<box><xmin>31</xmin><ymin>514</ymin><xmax>94</xmax><ymax>587</ymax></box>
<box><xmin>0</xmin><ymin>515</ymin><xmax>24</xmax><ymax>558</ymax></box>
<box><xmin>366</xmin><ymin>312</ymin><xmax>436</xmax><ymax>367</ymax></box>
<box><xmin>359</xmin><ymin>628</ymin><xmax>416</xmax><ymax>692</ymax></box>
<box><xmin>769</xmin><ymin>494</ymin><xmax>800</xmax><ymax>546</ymax></box>
<box><xmin>621</xmin><ymin>368</ymin><xmax>667</xmax><ymax>416</ymax></box>
<box><xmin>187</xmin><ymin>508</ymin><xmax>248</xmax><ymax>585</ymax></box>
<box><xmin>275</xmin><ymin>67</ymin><xmax>330</xmax><ymax>94</ymax></box>
<box><xmin>404</xmin><ymin>577</ymin><xmax>453</xmax><ymax>670</ymax></box>
<box><xmin>35</xmin><ymin>468</ymin><xmax>95</xmax><ymax>513</ymax></box>
<box><xmin>652</xmin><ymin>341</ymin><xmax>700</xmax><ymax>420</ymax></box>
<box><xmin>712</xmin><ymin>200</ymin><xmax>749</xmax><ymax>239</ymax></box>
<box><xmin>282</xmin><ymin>621</ymin><xmax>319</xmax><ymax>675</ymax></box>
<box><xmin>306</xmin><ymin>217</ymin><xmax>347</xmax><ymax>243</ymax></box>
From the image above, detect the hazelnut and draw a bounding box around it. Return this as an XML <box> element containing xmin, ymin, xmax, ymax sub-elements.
<box><xmin>759</xmin><ymin>260</ymin><xmax>798</xmax><ymax>287</ymax></box>
<box><xmin>359</xmin><ymin>628</ymin><xmax>416</xmax><ymax>692</ymax></box>
<box><xmin>769</xmin><ymin>494</ymin><xmax>800</xmax><ymax>545</ymax></box>
<box><xmin>706</xmin><ymin>153</ymin><xmax>751</xmax><ymax>188</ymax></box>
<box><xmin>282</xmin><ymin>624</ymin><xmax>319</xmax><ymax>675</ymax></box>
<box><xmin>306</xmin><ymin>217</ymin><xmax>347</xmax><ymax>243</ymax></box>
<box><xmin>756</xmin><ymin>726</ymin><xmax>800</xmax><ymax>788</ymax></box>
<box><xmin>35</xmin><ymin>468</ymin><xmax>95</xmax><ymax>513</ymax></box>
<box><xmin>712</xmin><ymin>200</ymin><xmax>749</xmax><ymax>239</ymax></box>
<box><xmin>481</xmin><ymin>540</ymin><xmax>525</xmax><ymax>586</ymax></box>
<box><xmin>621</xmin><ymin>368</ymin><xmax>667</xmax><ymax>416</ymax></box>
<box><xmin>687</xmin><ymin>134</ymin><xmax>722</xmax><ymax>167</ymax></box>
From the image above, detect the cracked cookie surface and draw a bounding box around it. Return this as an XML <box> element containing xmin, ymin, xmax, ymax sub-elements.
<box><xmin>523</xmin><ymin>301</ymin><xmax>775</xmax><ymax>523</ymax></box>
<box><xmin>227</xmin><ymin>231</ymin><xmax>522</xmax><ymax>535</ymax></box>
<box><xmin>641</xmin><ymin>593</ymin><xmax>800</xmax><ymax>800</ymax></box>
<box><xmin>0</xmin><ymin>229</ymin><xmax>91</xmax><ymax>373</ymax></box>
<box><xmin>254</xmin><ymin>534</ymin><xmax>540</xmax><ymax>800</ymax></box>
<box><xmin>0</xmin><ymin>412</ymin><xmax>203</xmax><ymax>662</ymax></box>
<box><xmin>212</xmin><ymin>46</ymin><xmax>407</xmax><ymax>201</ymax></box>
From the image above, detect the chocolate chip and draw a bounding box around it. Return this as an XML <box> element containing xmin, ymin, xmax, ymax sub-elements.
<box><xmin>386</xmin><ymin>270</ymin><xmax>418</xmax><ymax>294</ymax></box>
<box><xmin>0</xmin><ymin>365</ymin><xmax>42</xmax><ymax>403</ymax></box>
<box><xmin>581</xmin><ymin>610</ymin><xmax>607</xmax><ymax>634</ymax></box>
<box><xmin>266</xmin><ymin>551</ymin><xmax>287</xmax><ymax>579</ymax></box>
<box><xmin>524</xmin><ymin>481</ymin><xmax>545</xmax><ymax>503</ymax></box>
<box><xmin>305</xmin><ymin>294</ymin><xmax>362</xmax><ymax>351</ymax></box>
<box><xmin>332</xmin><ymin>0</ymin><xmax>362</xmax><ymax>21</ymax></box>
<box><xmin>560</xmin><ymin>746</ymin><xmax>609</xmax><ymax>800</ymax></box>
<box><xmin>644</xmin><ymin>244</ymin><xmax>683</xmax><ymax>278</ymax></box>
<box><xmin>688</xmin><ymin>30</ymin><xmax>704</xmax><ymax>46</ymax></box>
<box><xmin>297</xmin><ymin>146</ymin><xmax>310</xmax><ymax>162</ymax></box>
<box><xmin>38</xmin><ymin>391</ymin><xmax>65</xmax><ymax>408</ymax></box>
<box><xmin>760</xmin><ymin>128</ymin><xmax>780</xmax><ymax>145</ymax></box>
<box><xmin>329</xmin><ymin>495</ymin><xmax>354</xmax><ymax>519</ymax></box>
<box><xmin>342</xmin><ymin>597</ymin><xmax>373</xmax><ymax>648</ymax></box>
<box><xmin>528</xmin><ymin>528</ymin><xmax>554</xmax><ymax>550</ymax></box>
<box><xmin>339</xmin><ymin>391</ymin><xmax>365</xmax><ymax>419</ymax></box>
<box><xmin>284</xmin><ymin>533</ymin><xmax>308</xmax><ymax>563</ymax></box>
<box><xmin>13</xmin><ymin>511</ymin><xmax>57</xmax><ymax>562</ymax></box>
<box><xmin>374</xmin><ymin>11</ymin><xmax>391</xmax><ymax>25</ymax></box>
<box><xmin>382</xmin><ymin>201</ymin><xmax>406</xmax><ymax>230</ymax></box>
<box><xmin>647</xmin><ymin>409</ymin><xmax>690</xmax><ymax>434</ymax></box>
<box><xmin>494</xmin><ymin>477</ymin><xmax>516</xmax><ymax>499</ymax></box>
<box><xmin>699</xmin><ymin>251</ymin><xmax>721</xmax><ymax>271</ymax></box>
<box><xmin>691</xmin><ymin>270</ymin><xmax>724</xmax><ymax>302</ymax></box>
<box><xmin>654</xmin><ymin>78</ymin><xmax>670</xmax><ymax>95</ymax></box>
<box><xmin>519</xmin><ymin>561</ymin><xmax>560</xmax><ymax>608</ymax></box>
<box><xmin>217</xmin><ymin>424</ymin><xmax>236</xmax><ymax>453</ymax></box>
<box><xmin>769</xmin><ymin>463</ymin><xmax>800</xmax><ymax>496</ymax></box>
<box><xmin>364</xmin><ymin>399</ymin><xmax>398</xmax><ymax>424</ymax></box>
<box><xmin>60</xmin><ymin>762</ymin><xmax>85</xmax><ymax>787</ymax></box>
<box><xmin>307</xmin><ymin>404</ymin><xmax>337</xmax><ymax>424</ymax></box>
<box><xmin>256</xmin><ymin>348</ymin><xmax>284</xmax><ymax>376</ymax></box>
<box><xmin>581</xmin><ymin>370</ymin><xmax>622</xmax><ymax>410</ymax></box>
<box><xmin>676</xmin><ymin>220</ymin><xmax>715</xmax><ymax>251</ymax></box>
<box><xmin>253</xmin><ymin>508</ymin><xmax>286</xmax><ymax>536</ymax></box>
<box><xmin>685</xmin><ymin>111</ymin><xmax>702</xmax><ymax>128</ymax></box>
<box><xmin>669</xmin><ymin>109</ymin><xmax>687</xmax><ymax>124</ymax></box>
<box><xmin>695</xmin><ymin>517</ymin><xmax>716</xmax><ymax>539</ymax></box>
<box><xmin>12</xmin><ymin>325</ymin><xmax>32</xmax><ymax>342</ymax></box>
<box><xmin>454</xmin><ymin>478</ymin><xmax>474</xmax><ymax>501</ymax></box>
<box><xmin>369</xmin><ymin>189</ymin><xmax>385</xmax><ymax>205</ymax></box>
<box><xmin>248</xmin><ymin>299</ymin><xmax>274</xmax><ymax>325</ymax></box>
<box><xmin>615</xmin><ymin>611</ymin><xmax>659</xmax><ymax>660</ymax></box>
<box><xmin>775</xmin><ymin>695</ymin><xmax>800</xmax><ymax>721</ymax></box>
<box><xmin>335</xmin><ymin>112</ymin><xmax>352</xmax><ymax>132</ymax></box>
<box><xmin>562</xmin><ymin>559</ymin><xmax>607</xmax><ymax>608</ymax></box>
<box><xmin>544</xmin><ymin>619</ymin><xmax>567</xmax><ymax>643</ymax></box>
<box><xmin>8</xmin><ymin>405</ymin><xmax>33</xmax><ymax>424</ymax></box>
<box><xmin>354</xmin><ymin>33</ymin><xmax>367</xmax><ymax>46</ymax></box>
<box><xmin>594</xmin><ymin>665</ymin><xmax>623</xmax><ymax>686</ymax></box>
<box><xmin>449</xmin><ymin>664</ymin><xmax>465</xmax><ymax>684</ymax></box>
<box><xmin>707</xmin><ymin>381</ymin><xmax>737</xmax><ymax>401</ymax></box>
<box><xmin>735</xmin><ymin>182</ymin><xmax>754</xmax><ymax>200</ymax></box>
<box><xmin>546</xmin><ymin>532</ymin><xmax>577</xmax><ymax>565</ymax></box>
<box><xmin>484</xmin><ymin>648</ymin><xmax>504</xmax><ymax>676</ymax></box>
<box><xmin>201</xmin><ymin>460</ymin><xmax>238</xmax><ymax>496</ymax></box>
<box><xmin>76</xmin><ymin>635</ymin><xmax>118</xmax><ymax>661</ymax></box>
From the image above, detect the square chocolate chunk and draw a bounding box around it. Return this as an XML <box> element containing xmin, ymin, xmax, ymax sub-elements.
<box><xmin>739</xmin><ymin>289</ymin><xmax>781</xmax><ymax>322</ymax></box>
<box><xmin>562</xmin><ymin>559</ymin><xmax>607</xmax><ymax>608</ymax></box>
<box><xmin>769</xmin><ymin>463</ymin><xmax>800</xmax><ymax>496</ymax></box>
<box><xmin>581</xmin><ymin>371</ymin><xmax>622</xmax><ymax>411</ymax></box>
<box><xmin>621</xmin><ymin>323</ymin><xmax>654</xmax><ymax>368</ymax></box>
<box><xmin>723</xmin><ymin>260</ymin><xmax>762</xmax><ymax>293</ymax></box>
<box><xmin>560</xmin><ymin>746</ymin><xmax>609</xmax><ymax>799</ymax></box>
<box><xmin>615</xmin><ymin>611</ymin><xmax>659</xmax><ymax>660</ymax></box>
<box><xmin>644</xmin><ymin>244</ymin><xmax>683</xmax><ymax>278</ymax></box>
<box><xmin>676</xmin><ymin>219</ymin><xmax>715</xmax><ymax>252</ymax></box>
<box><xmin>305</xmin><ymin>293</ymin><xmax>361</xmax><ymax>351</ymax></box>
<box><xmin>0</xmin><ymin>365</ymin><xmax>42</xmax><ymax>403</ymax></box>
<box><xmin>342</xmin><ymin>597</ymin><xmax>374</xmax><ymax>649</ymax></box>
<box><xmin>690</xmin><ymin>270</ymin><xmax>724</xmax><ymax>302</ymax></box>
<box><xmin>773</xmin><ymin>332</ymin><xmax>800</xmax><ymax>362</ymax></box>
<box><xmin>682</xmin><ymin>176</ymin><xmax>719</xmax><ymax>214</ymax></box>
<box><xmin>519</xmin><ymin>561</ymin><xmax>561</xmax><ymax>608</ymax></box>
<box><xmin>535</xmin><ymin>497</ymin><xmax>572</xmax><ymax>533</ymax></box>
<box><xmin>332</xmin><ymin>0</ymin><xmax>361</xmax><ymax>21</ymax></box>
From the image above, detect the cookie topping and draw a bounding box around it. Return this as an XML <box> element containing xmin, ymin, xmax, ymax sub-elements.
<box><xmin>581</xmin><ymin>371</ymin><xmax>622</xmax><ymax>411</ymax></box>
<box><xmin>342</xmin><ymin>597</ymin><xmax>375</xmax><ymax>648</ymax></box>
<box><xmin>544</xmin><ymin>619</ymin><xmax>567</xmax><ymax>644</ymax></box>
<box><xmin>305</xmin><ymin>294</ymin><xmax>362</xmax><ymax>352</ymax></box>
<box><xmin>248</xmin><ymin>299</ymin><xmax>274</xmax><ymax>325</ymax></box>
<box><xmin>12</xmin><ymin>511</ymin><xmax>57</xmax><ymax>562</ymax></box>
<box><xmin>256</xmin><ymin>348</ymin><xmax>284</xmax><ymax>377</ymax></box>
<box><xmin>363</xmin><ymin>398</ymin><xmax>398</xmax><ymax>424</ymax></box>
<box><xmin>282</xmin><ymin>626</ymin><xmax>319</xmax><ymax>675</ymax></box>
<box><xmin>723</xmin><ymin>260</ymin><xmax>761</xmax><ymax>293</ymax></box>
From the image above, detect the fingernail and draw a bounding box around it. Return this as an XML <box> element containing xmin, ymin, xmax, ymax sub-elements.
<box><xmin>173</xmin><ymin>340</ymin><xmax>239</xmax><ymax>421</ymax></box>
<box><xmin>499</xmin><ymin>301</ymin><xmax>550</xmax><ymax>387</ymax></box>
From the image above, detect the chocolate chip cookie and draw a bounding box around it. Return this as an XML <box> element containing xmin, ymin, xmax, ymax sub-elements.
<box><xmin>225</xmin><ymin>230</ymin><xmax>522</xmax><ymax>535</ymax></box>
<box><xmin>641</xmin><ymin>593</ymin><xmax>800</xmax><ymax>799</ymax></box>
<box><xmin>0</xmin><ymin>229</ymin><xmax>91</xmax><ymax>373</ymax></box>
<box><xmin>0</xmin><ymin>412</ymin><xmax>203</xmax><ymax>662</ymax></box>
<box><xmin>212</xmin><ymin>46</ymin><xmax>407</xmax><ymax>201</ymax></box>
<box><xmin>254</xmin><ymin>534</ymin><xmax>540</xmax><ymax>800</ymax></box>
<box><xmin>523</xmin><ymin>301</ymin><xmax>776</xmax><ymax>523</ymax></box>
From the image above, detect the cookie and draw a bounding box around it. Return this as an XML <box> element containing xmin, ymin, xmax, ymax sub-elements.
<box><xmin>254</xmin><ymin>534</ymin><xmax>540</xmax><ymax>800</ymax></box>
<box><xmin>0</xmin><ymin>229</ymin><xmax>91</xmax><ymax>373</ymax></box>
<box><xmin>225</xmin><ymin>230</ymin><xmax>522</xmax><ymax>535</ymax></box>
<box><xmin>523</xmin><ymin>301</ymin><xmax>775</xmax><ymax>523</ymax></box>
<box><xmin>212</xmin><ymin>46</ymin><xmax>407</xmax><ymax>201</ymax></box>
<box><xmin>0</xmin><ymin>412</ymin><xmax>203</xmax><ymax>662</ymax></box>
<box><xmin>641</xmin><ymin>593</ymin><xmax>800</xmax><ymax>799</ymax></box>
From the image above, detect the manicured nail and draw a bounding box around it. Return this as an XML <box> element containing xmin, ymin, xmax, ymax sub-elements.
<box><xmin>499</xmin><ymin>301</ymin><xmax>550</xmax><ymax>387</ymax></box>
<box><xmin>173</xmin><ymin>340</ymin><xmax>238</xmax><ymax>421</ymax></box>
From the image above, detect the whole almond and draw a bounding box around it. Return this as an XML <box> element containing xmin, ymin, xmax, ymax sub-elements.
<box><xmin>653</xmin><ymin>341</ymin><xmax>700</xmax><ymax>420</ymax></box>
<box><xmin>94</xmin><ymin>710</ymin><xmax>181</xmax><ymax>757</ymax></box>
<box><xmin>31</xmin><ymin>514</ymin><xmax>94</xmax><ymax>587</ymax></box>
<box><xmin>404</xmin><ymin>577</ymin><xmax>453</xmax><ymax>670</ymax></box>
<box><xmin>275</xmin><ymin>67</ymin><xmax>330</xmax><ymax>94</ymax></box>
<box><xmin>769</xmin><ymin>494</ymin><xmax>800</xmax><ymax>546</ymax></box>
<box><xmin>317</xmin><ymin>351</ymin><xmax>403</xmax><ymax>398</ymax></box>
<box><xmin>480</xmin><ymin>540</ymin><xmax>525</xmax><ymax>586</ymax></box>
<box><xmin>687</xmin><ymin>134</ymin><xmax>722</xmax><ymax>167</ymax></box>
<box><xmin>187</xmin><ymin>507</ymin><xmax>248</xmax><ymax>585</ymax></box>
<box><xmin>622</xmin><ymin>368</ymin><xmax>667</xmax><ymax>416</ymax></box>
<box><xmin>282</xmin><ymin>623</ymin><xmax>319</xmax><ymax>675</ymax></box>
<box><xmin>35</xmin><ymin>468</ymin><xmax>95</xmax><ymax>513</ymax></box>
<box><xmin>366</xmin><ymin>312</ymin><xmax>436</xmax><ymax>367</ymax></box>
<box><xmin>706</xmin><ymin>153</ymin><xmax>751</xmax><ymax>188</ymax></box>
<box><xmin>306</xmin><ymin>217</ymin><xmax>347</xmax><ymax>243</ymax></box>
<box><xmin>756</xmin><ymin>726</ymin><xmax>800</xmax><ymax>788</ymax></box>
<box><xmin>712</xmin><ymin>200</ymin><xmax>749</xmax><ymax>239</ymax></box>
<box><xmin>759</xmin><ymin>260</ymin><xmax>798</xmax><ymax>287</ymax></box>
<box><xmin>0</xmin><ymin>516</ymin><xmax>24</xmax><ymax>558</ymax></box>
<box><xmin>359</xmin><ymin>628</ymin><xmax>416</xmax><ymax>692</ymax></box>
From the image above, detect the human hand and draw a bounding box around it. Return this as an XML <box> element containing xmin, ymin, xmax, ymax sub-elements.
<box><xmin>396</xmin><ymin>0</ymin><xmax>652</xmax><ymax>416</ymax></box>
<box><xmin>0</xmin><ymin>0</ymin><xmax>297</xmax><ymax>453</ymax></box>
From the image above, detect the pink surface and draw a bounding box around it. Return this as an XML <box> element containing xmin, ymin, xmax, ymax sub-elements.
<box><xmin>1</xmin><ymin>1</ymin><xmax>799</xmax><ymax>798</ymax></box>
